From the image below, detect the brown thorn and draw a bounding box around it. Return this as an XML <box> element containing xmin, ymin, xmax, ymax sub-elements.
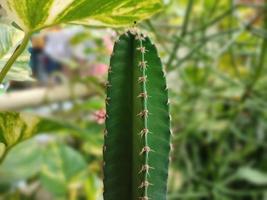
<box><xmin>139</xmin><ymin>164</ymin><xmax>155</xmax><ymax>174</ymax></box>
<box><xmin>139</xmin><ymin>128</ymin><xmax>149</xmax><ymax>137</ymax></box>
<box><xmin>137</xmin><ymin>92</ymin><xmax>148</xmax><ymax>99</ymax></box>
<box><xmin>105</xmin><ymin>97</ymin><xmax>111</xmax><ymax>105</ymax></box>
<box><xmin>137</xmin><ymin>109</ymin><xmax>149</xmax><ymax>118</ymax></box>
<box><xmin>104</xmin><ymin>129</ymin><xmax>108</xmax><ymax>137</ymax></box>
<box><xmin>129</xmin><ymin>28</ymin><xmax>138</xmax><ymax>35</ymax></box>
<box><xmin>106</xmin><ymin>81</ymin><xmax>112</xmax><ymax>88</ymax></box>
<box><xmin>124</xmin><ymin>32</ymin><xmax>129</xmax><ymax>37</ymax></box>
<box><xmin>138</xmin><ymin>181</ymin><xmax>153</xmax><ymax>189</ymax></box>
<box><xmin>170</xmin><ymin>143</ymin><xmax>174</xmax><ymax>152</ymax></box>
<box><xmin>138</xmin><ymin>76</ymin><xmax>147</xmax><ymax>83</ymax></box>
<box><xmin>138</xmin><ymin>61</ymin><xmax>148</xmax><ymax>69</ymax></box>
<box><xmin>115</xmin><ymin>37</ymin><xmax>120</xmax><ymax>42</ymax></box>
<box><xmin>135</xmin><ymin>34</ymin><xmax>145</xmax><ymax>41</ymax></box>
<box><xmin>137</xmin><ymin>46</ymin><xmax>148</xmax><ymax>53</ymax></box>
<box><xmin>139</xmin><ymin>146</ymin><xmax>154</xmax><ymax>155</ymax></box>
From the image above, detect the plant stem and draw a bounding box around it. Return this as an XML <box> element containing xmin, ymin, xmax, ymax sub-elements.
<box><xmin>166</xmin><ymin>0</ymin><xmax>194</xmax><ymax>69</ymax></box>
<box><xmin>241</xmin><ymin>2</ymin><xmax>267</xmax><ymax>101</ymax></box>
<box><xmin>187</xmin><ymin>6</ymin><xmax>237</xmax><ymax>35</ymax></box>
<box><xmin>0</xmin><ymin>32</ymin><xmax>31</xmax><ymax>84</ymax></box>
<box><xmin>0</xmin><ymin>149</ymin><xmax>8</xmax><ymax>165</ymax></box>
<box><xmin>145</xmin><ymin>20</ymin><xmax>170</xmax><ymax>54</ymax></box>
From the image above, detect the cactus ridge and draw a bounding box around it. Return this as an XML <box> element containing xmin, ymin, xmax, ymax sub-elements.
<box><xmin>104</xmin><ymin>30</ymin><xmax>171</xmax><ymax>200</ymax></box>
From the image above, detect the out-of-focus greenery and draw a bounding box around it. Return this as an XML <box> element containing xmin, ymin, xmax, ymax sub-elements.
<box><xmin>0</xmin><ymin>0</ymin><xmax>267</xmax><ymax>199</ymax></box>
<box><xmin>0</xmin><ymin>97</ymin><xmax>105</xmax><ymax>200</ymax></box>
<box><xmin>149</xmin><ymin>0</ymin><xmax>267</xmax><ymax>199</ymax></box>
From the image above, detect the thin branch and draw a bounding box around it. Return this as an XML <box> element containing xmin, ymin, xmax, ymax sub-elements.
<box><xmin>0</xmin><ymin>32</ymin><xmax>31</xmax><ymax>83</ymax></box>
<box><xmin>166</xmin><ymin>0</ymin><xmax>194</xmax><ymax>69</ymax></box>
<box><xmin>0</xmin><ymin>83</ymin><xmax>94</xmax><ymax>111</ymax></box>
<box><xmin>145</xmin><ymin>20</ymin><xmax>170</xmax><ymax>54</ymax></box>
<box><xmin>241</xmin><ymin>2</ymin><xmax>267</xmax><ymax>101</ymax></box>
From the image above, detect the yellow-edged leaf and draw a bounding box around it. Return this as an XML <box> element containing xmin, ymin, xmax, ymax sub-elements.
<box><xmin>0</xmin><ymin>0</ymin><xmax>163</xmax><ymax>32</ymax></box>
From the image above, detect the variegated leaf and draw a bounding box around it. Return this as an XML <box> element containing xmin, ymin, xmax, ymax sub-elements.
<box><xmin>0</xmin><ymin>112</ymin><xmax>40</xmax><ymax>159</ymax></box>
<box><xmin>0</xmin><ymin>112</ymin><xmax>99</xmax><ymax>163</ymax></box>
<box><xmin>0</xmin><ymin>23</ymin><xmax>23</xmax><ymax>58</ymax></box>
<box><xmin>0</xmin><ymin>112</ymin><xmax>67</xmax><ymax>161</ymax></box>
<box><xmin>0</xmin><ymin>0</ymin><xmax>163</xmax><ymax>32</ymax></box>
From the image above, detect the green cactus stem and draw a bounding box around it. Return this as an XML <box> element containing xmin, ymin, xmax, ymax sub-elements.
<box><xmin>104</xmin><ymin>30</ymin><xmax>171</xmax><ymax>200</ymax></box>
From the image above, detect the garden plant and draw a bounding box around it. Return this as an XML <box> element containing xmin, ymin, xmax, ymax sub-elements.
<box><xmin>0</xmin><ymin>0</ymin><xmax>267</xmax><ymax>200</ymax></box>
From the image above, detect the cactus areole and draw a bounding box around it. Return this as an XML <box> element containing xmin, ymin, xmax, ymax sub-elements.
<box><xmin>104</xmin><ymin>30</ymin><xmax>171</xmax><ymax>200</ymax></box>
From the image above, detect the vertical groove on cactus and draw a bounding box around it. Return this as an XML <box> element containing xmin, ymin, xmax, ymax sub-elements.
<box><xmin>104</xmin><ymin>30</ymin><xmax>171</xmax><ymax>200</ymax></box>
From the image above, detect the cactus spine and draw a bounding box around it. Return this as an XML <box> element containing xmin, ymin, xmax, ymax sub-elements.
<box><xmin>104</xmin><ymin>30</ymin><xmax>171</xmax><ymax>200</ymax></box>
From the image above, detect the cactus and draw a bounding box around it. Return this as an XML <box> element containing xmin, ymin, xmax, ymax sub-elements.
<box><xmin>104</xmin><ymin>30</ymin><xmax>171</xmax><ymax>200</ymax></box>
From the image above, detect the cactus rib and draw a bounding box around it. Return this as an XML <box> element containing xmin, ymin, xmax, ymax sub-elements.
<box><xmin>104</xmin><ymin>30</ymin><xmax>171</xmax><ymax>200</ymax></box>
<box><xmin>137</xmin><ymin>34</ymin><xmax>150</xmax><ymax>198</ymax></box>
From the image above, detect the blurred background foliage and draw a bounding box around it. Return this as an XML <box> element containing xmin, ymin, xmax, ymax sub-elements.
<box><xmin>0</xmin><ymin>0</ymin><xmax>267</xmax><ymax>199</ymax></box>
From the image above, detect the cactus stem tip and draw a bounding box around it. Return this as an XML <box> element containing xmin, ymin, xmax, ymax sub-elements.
<box><xmin>135</xmin><ymin>34</ymin><xmax>145</xmax><ymax>41</ymax></box>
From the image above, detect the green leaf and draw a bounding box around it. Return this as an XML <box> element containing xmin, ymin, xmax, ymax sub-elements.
<box><xmin>40</xmin><ymin>142</ymin><xmax>87</xmax><ymax>198</ymax></box>
<box><xmin>84</xmin><ymin>175</ymin><xmax>102</xmax><ymax>200</ymax></box>
<box><xmin>0</xmin><ymin>48</ymin><xmax>33</xmax><ymax>81</ymax></box>
<box><xmin>0</xmin><ymin>112</ymin><xmax>40</xmax><ymax>152</ymax></box>
<box><xmin>0</xmin><ymin>5</ymin><xmax>10</xmax><ymax>24</ymax></box>
<box><xmin>1</xmin><ymin>0</ymin><xmax>163</xmax><ymax>32</ymax></box>
<box><xmin>0</xmin><ymin>138</ymin><xmax>43</xmax><ymax>183</ymax></box>
<box><xmin>0</xmin><ymin>112</ymin><xmax>71</xmax><ymax>162</ymax></box>
<box><xmin>0</xmin><ymin>24</ymin><xmax>22</xmax><ymax>58</ymax></box>
<box><xmin>0</xmin><ymin>138</ymin><xmax>88</xmax><ymax>198</ymax></box>
<box><xmin>237</xmin><ymin>167</ymin><xmax>267</xmax><ymax>185</ymax></box>
<box><xmin>0</xmin><ymin>111</ymin><xmax>105</xmax><ymax>163</ymax></box>
<box><xmin>0</xmin><ymin>24</ymin><xmax>14</xmax><ymax>58</ymax></box>
<box><xmin>104</xmin><ymin>31</ymin><xmax>171</xmax><ymax>199</ymax></box>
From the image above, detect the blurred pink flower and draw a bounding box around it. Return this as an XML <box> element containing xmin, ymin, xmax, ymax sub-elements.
<box><xmin>103</xmin><ymin>35</ymin><xmax>114</xmax><ymax>55</ymax></box>
<box><xmin>90</xmin><ymin>63</ymin><xmax>108</xmax><ymax>76</ymax></box>
<box><xmin>235</xmin><ymin>0</ymin><xmax>263</xmax><ymax>4</ymax></box>
<box><xmin>93</xmin><ymin>109</ymin><xmax>106</xmax><ymax>124</ymax></box>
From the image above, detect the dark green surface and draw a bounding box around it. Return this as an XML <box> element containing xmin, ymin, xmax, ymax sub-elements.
<box><xmin>104</xmin><ymin>31</ymin><xmax>171</xmax><ymax>200</ymax></box>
